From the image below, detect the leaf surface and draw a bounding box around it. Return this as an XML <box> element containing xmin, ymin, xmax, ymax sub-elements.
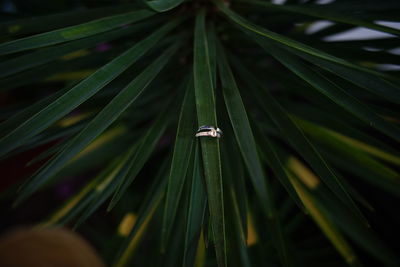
<box><xmin>193</xmin><ymin>10</ymin><xmax>226</xmax><ymax>267</ymax></box>
<box><xmin>0</xmin><ymin>9</ymin><xmax>155</xmax><ymax>55</ymax></box>
<box><xmin>162</xmin><ymin>78</ymin><xmax>197</xmax><ymax>249</ymax></box>
<box><xmin>0</xmin><ymin>19</ymin><xmax>181</xmax><ymax>158</ymax></box>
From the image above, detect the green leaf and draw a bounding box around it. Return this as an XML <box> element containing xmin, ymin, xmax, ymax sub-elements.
<box><xmin>0</xmin><ymin>9</ymin><xmax>155</xmax><ymax>55</ymax></box>
<box><xmin>282</xmin><ymin>102</ymin><xmax>400</xmax><ymax>159</ymax></box>
<box><xmin>0</xmin><ymin>4</ymin><xmax>142</xmax><ymax>36</ymax></box>
<box><xmin>214</xmin><ymin>0</ymin><xmax>396</xmax><ymax>81</ymax></box>
<box><xmin>26</xmin><ymin>142</ymin><xmax>64</xmax><ymax>167</ymax></box>
<box><xmin>183</xmin><ymin>142</ymin><xmax>207</xmax><ymax>267</ymax></box>
<box><xmin>240</xmin><ymin>0</ymin><xmax>400</xmax><ymax>36</ymax></box>
<box><xmin>216</xmin><ymin>38</ymin><xmax>266</xmax><ymax>211</ymax></box>
<box><xmin>316</xmin><ymin>145</ymin><xmax>400</xmax><ymax>196</ymax></box>
<box><xmin>193</xmin><ymin>9</ymin><xmax>226</xmax><ymax>267</ymax></box>
<box><xmin>40</xmin><ymin>156</ymin><xmax>123</xmax><ymax>226</ymax></box>
<box><xmin>72</xmin><ymin>143</ymin><xmax>138</xmax><ymax>228</ymax></box>
<box><xmin>254</xmin><ymin>39</ymin><xmax>400</xmax><ymax>142</ymax></box>
<box><xmin>145</xmin><ymin>0</ymin><xmax>185</xmax><ymax>12</ymax></box>
<box><xmin>287</xmin><ymin>172</ymin><xmax>362</xmax><ymax>267</ymax></box>
<box><xmin>0</xmin><ymin>19</ymin><xmax>160</xmax><ymax>79</ymax></box>
<box><xmin>294</xmin><ymin>117</ymin><xmax>400</xmax><ymax>197</ymax></box>
<box><xmin>0</xmin><ymin>46</ymin><xmax>118</xmax><ymax>92</ymax></box>
<box><xmin>220</xmin><ymin>126</ymin><xmax>248</xmax><ymax>241</ymax></box>
<box><xmin>225</xmin><ymin>179</ymin><xmax>252</xmax><ymax>267</ymax></box>
<box><xmin>295</xmin><ymin>117</ymin><xmax>400</xmax><ymax>177</ymax></box>
<box><xmin>114</xmin><ymin>160</ymin><xmax>169</xmax><ymax>267</ymax></box>
<box><xmin>251</xmin><ymin>123</ymin><xmax>304</xmax><ymax>210</ymax></box>
<box><xmin>217</xmin><ymin>40</ymin><xmax>291</xmax><ymax>267</ymax></box>
<box><xmin>14</xmin><ymin>41</ymin><xmax>181</xmax><ymax>205</ymax></box>
<box><xmin>0</xmin><ymin>84</ymin><xmax>71</xmax><ymax>137</ymax></box>
<box><xmin>289</xmin><ymin>161</ymin><xmax>400</xmax><ymax>267</ymax></box>
<box><xmin>207</xmin><ymin>23</ymin><xmax>218</xmax><ymax>89</ymax></box>
<box><xmin>108</xmin><ymin>99</ymin><xmax>177</xmax><ymax>210</ymax></box>
<box><xmin>289</xmin><ymin>50</ymin><xmax>400</xmax><ymax>104</ymax></box>
<box><xmin>0</xmin><ymin>19</ymin><xmax>182</xmax><ymax>158</ymax></box>
<box><xmin>230</xmin><ymin>55</ymin><xmax>367</xmax><ymax>224</ymax></box>
<box><xmin>17</xmin><ymin>123</ymin><xmax>85</xmax><ymax>161</ymax></box>
<box><xmin>162</xmin><ymin>78</ymin><xmax>197</xmax><ymax>250</ymax></box>
<box><xmin>219</xmin><ymin>123</ymin><xmax>251</xmax><ymax>267</ymax></box>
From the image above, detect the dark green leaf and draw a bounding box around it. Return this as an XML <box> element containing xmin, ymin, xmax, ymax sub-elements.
<box><xmin>217</xmin><ymin>40</ymin><xmax>291</xmax><ymax>267</ymax></box>
<box><xmin>303</xmin><ymin>174</ymin><xmax>400</xmax><ymax>267</ymax></box>
<box><xmin>230</xmin><ymin>55</ymin><xmax>367</xmax><ymax>224</ymax></box>
<box><xmin>214</xmin><ymin>1</ymin><xmax>396</xmax><ymax>82</ymax></box>
<box><xmin>0</xmin><ymin>19</ymin><xmax>182</xmax><ymax>158</ymax></box>
<box><xmin>193</xmin><ymin>9</ymin><xmax>226</xmax><ymax>267</ymax></box>
<box><xmin>162</xmin><ymin>77</ymin><xmax>197</xmax><ymax>250</ymax></box>
<box><xmin>41</xmin><ymin>156</ymin><xmax>123</xmax><ymax>226</ymax></box>
<box><xmin>0</xmin><ymin>84</ymin><xmax>71</xmax><ymax>137</ymax></box>
<box><xmin>0</xmin><ymin>9</ymin><xmax>155</xmax><ymax>55</ymax></box>
<box><xmin>240</xmin><ymin>0</ymin><xmax>400</xmax><ymax>36</ymax></box>
<box><xmin>183</xmin><ymin>142</ymin><xmax>207</xmax><ymax>267</ymax></box>
<box><xmin>145</xmin><ymin>0</ymin><xmax>185</xmax><ymax>12</ymax></box>
<box><xmin>0</xmin><ymin>4</ymin><xmax>142</xmax><ymax>36</ymax></box>
<box><xmin>255</xmin><ymin>39</ymin><xmax>400</xmax><ymax>142</ymax></box>
<box><xmin>114</xmin><ymin>159</ymin><xmax>169</xmax><ymax>267</ymax></box>
<box><xmin>220</xmin><ymin>125</ymin><xmax>248</xmax><ymax>241</ymax></box>
<box><xmin>0</xmin><ymin>19</ymin><xmax>160</xmax><ymax>79</ymax></box>
<box><xmin>15</xmin><ymin>41</ymin><xmax>181</xmax><ymax>205</ymax></box>
<box><xmin>290</xmin><ymin>50</ymin><xmax>400</xmax><ymax>104</ymax></box>
<box><xmin>108</xmin><ymin>100</ymin><xmax>177</xmax><ymax>210</ymax></box>
<box><xmin>72</xmin><ymin>143</ymin><xmax>138</xmax><ymax>228</ymax></box>
<box><xmin>287</xmin><ymin>173</ymin><xmax>362</xmax><ymax>267</ymax></box>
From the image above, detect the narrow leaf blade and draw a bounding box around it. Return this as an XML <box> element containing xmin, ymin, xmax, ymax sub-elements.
<box><xmin>0</xmin><ymin>19</ymin><xmax>181</xmax><ymax>158</ymax></box>
<box><xmin>0</xmin><ymin>9</ymin><xmax>155</xmax><ymax>55</ymax></box>
<box><xmin>193</xmin><ymin>10</ymin><xmax>227</xmax><ymax>267</ymax></box>
<box><xmin>162</xmin><ymin>78</ymin><xmax>197</xmax><ymax>249</ymax></box>
<box><xmin>15</xmin><ymin>41</ymin><xmax>181</xmax><ymax>205</ymax></box>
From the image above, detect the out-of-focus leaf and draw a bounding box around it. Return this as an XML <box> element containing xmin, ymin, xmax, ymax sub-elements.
<box><xmin>40</xmin><ymin>156</ymin><xmax>123</xmax><ymax>226</ymax></box>
<box><xmin>72</xmin><ymin>142</ymin><xmax>139</xmax><ymax>228</ymax></box>
<box><xmin>291</xmin><ymin>50</ymin><xmax>400</xmax><ymax>104</ymax></box>
<box><xmin>114</xmin><ymin>160</ymin><xmax>169</xmax><ymax>267</ymax></box>
<box><xmin>0</xmin><ymin>19</ymin><xmax>160</xmax><ymax>79</ymax></box>
<box><xmin>287</xmin><ymin>170</ymin><xmax>361</xmax><ymax>267</ymax></box>
<box><xmin>241</xmin><ymin>0</ymin><xmax>400</xmax><ymax>36</ymax></box>
<box><xmin>295</xmin><ymin>117</ymin><xmax>400</xmax><ymax>174</ymax></box>
<box><xmin>214</xmin><ymin>1</ymin><xmax>396</xmax><ymax>82</ymax></box>
<box><xmin>317</xmin><ymin>145</ymin><xmax>400</xmax><ymax>196</ymax></box>
<box><xmin>0</xmin><ymin>9</ymin><xmax>155</xmax><ymax>55</ymax></box>
<box><xmin>0</xmin><ymin>4</ymin><xmax>141</xmax><ymax>36</ymax></box>
<box><xmin>0</xmin><ymin>84</ymin><xmax>72</xmax><ymax>137</ymax></box>
<box><xmin>0</xmin><ymin>46</ymin><xmax>119</xmax><ymax>92</ymax></box>
<box><xmin>282</xmin><ymin>102</ymin><xmax>400</xmax><ymax>158</ymax></box>
<box><xmin>288</xmin><ymin>157</ymin><xmax>400</xmax><ymax>267</ymax></box>
<box><xmin>254</xmin><ymin>38</ymin><xmax>400</xmax><ymax>142</ymax></box>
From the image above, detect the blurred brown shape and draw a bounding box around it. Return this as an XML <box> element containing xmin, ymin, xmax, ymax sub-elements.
<box><xmin>0</xmin><ymin>227</ymin><xmax>105</xmax><ymax>267</ymax></box>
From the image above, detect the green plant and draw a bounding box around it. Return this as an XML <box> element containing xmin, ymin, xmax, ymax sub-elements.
<box><xmin>1</xmin><ymin>0</ymin><xmax>399</xmax><ymax>266</ymax></box>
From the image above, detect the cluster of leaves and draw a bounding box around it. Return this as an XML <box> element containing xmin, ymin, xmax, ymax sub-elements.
<box><xmin>0</xmin><ymin>0</ymin><xmax>400</xmax><ymax>266</ymax></box>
